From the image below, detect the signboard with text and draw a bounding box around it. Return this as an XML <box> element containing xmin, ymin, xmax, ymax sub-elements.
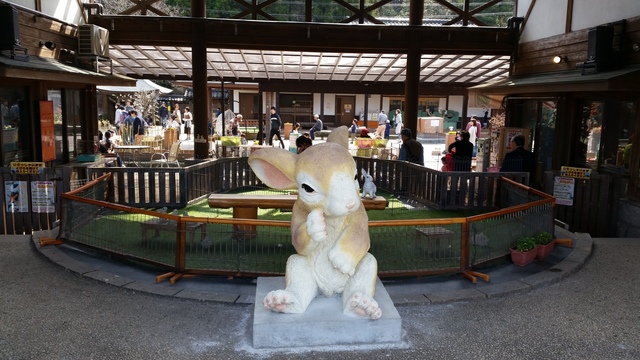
<box><xmin>560</xmin><ymin>166</ymin><xmax>592</xmax><ymax>179</ymax></box>
<box><xmin>553</xmin><ymin>176</ymin><xmax>575</xmax><ymax>206</ymax></box>
<box><xmin>31</xmin><ymin>181</ymin><xmax>55</xmax><ymax>213</ymax></box>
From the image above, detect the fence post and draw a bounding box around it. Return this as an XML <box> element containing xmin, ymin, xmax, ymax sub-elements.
<box><xmin>175</xmin><ymin>219</ymin><xmax>186</xmax><ymax>271</ymax></box>
<box><xmin>460</xmin><ymin>219</ymin><xmax>470</xmax><ymax>271</ymax></box>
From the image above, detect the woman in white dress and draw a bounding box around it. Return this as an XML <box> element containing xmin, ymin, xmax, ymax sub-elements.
<box><xmin>394</xmin><ymin>109</ymin><xmax>403</xmax><ymax>138</ymax></box>
<box><xmin>183</xmin><ymin>107</ymin><xmax>193</xmax><ymax>140</ymax></box>
<box><xmin>468</xmin><ymin>119</ymin><xmax>478</xmax><ymax>157</ymax></box>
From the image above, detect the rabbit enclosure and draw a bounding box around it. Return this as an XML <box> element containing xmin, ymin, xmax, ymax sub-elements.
<box><xmin>56</xmin><ymin>157</ymin><xmax>553</xmax><ymax>280</ymax></box>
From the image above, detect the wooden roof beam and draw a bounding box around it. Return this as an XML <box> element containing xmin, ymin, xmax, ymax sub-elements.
<box><xmin>89</xmin><ymin>16</ymin><xmax>517</xmax><ymax>55</ymax></box>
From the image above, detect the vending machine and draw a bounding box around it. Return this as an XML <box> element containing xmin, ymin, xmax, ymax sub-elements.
<box><xmin>476</xmin><ymin>138</ymin><xmax>491</xmax><ymax>172</ymax></box>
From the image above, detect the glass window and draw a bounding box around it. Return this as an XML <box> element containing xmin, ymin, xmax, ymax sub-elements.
<box><xmin>577</xmin><ymin>100</ymin><xmax>636</xmax><ymax>171</ymax></box>
<box><xmin>49</xmin><ymin>89</ymin><xmax>84</xmax><ymax>165</ymax></box>
<box><xmin>279</xmin><ymin>93</ymin><xmax>312</xmax><ymax>124</ymax></box>
<box><xmin>0</xmin><ymin>86</ymin><xmax>31</xmax><ymax>166</ymax></box>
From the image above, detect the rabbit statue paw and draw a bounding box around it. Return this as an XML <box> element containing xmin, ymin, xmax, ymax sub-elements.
<box><xmin>306</xmin><ymin>209</ymin><xmax>327</xmax><ymax>242</ymax></box>
<box><xmin>329</xmin><ymin>246</ymin><xmax>356</xmax><ymax>276</ymax></box>
<box><xmin>263</xmin><ymin>289</ymin><xmax>303</xmax><ymax>313</ymax></box>
<box><xmin>346</xmin><ymin>291</ymin><xmax>382</xmax><ymax>320</ymax></box>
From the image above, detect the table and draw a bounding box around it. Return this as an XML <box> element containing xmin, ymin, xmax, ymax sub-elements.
<box><xmin>208</xmin><ymin>193</ymin><xmax>388</xmax><ymax>238</ymax></box>
<box><xmin>115</xmin><ymin>145</ymin><xmax>151</xmax><ymax>166</ymax></box>
<box><xmin>140</xmin><ymin>218</ymin><xmax>206</xmax><ymax>247</ymax></box>
<box><xmin>415</xmin><ymin>227</ymin><xmax>454</xmax><ymax>257</ymax></box>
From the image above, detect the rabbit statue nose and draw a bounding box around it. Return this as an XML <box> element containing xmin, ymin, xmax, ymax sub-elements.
<box><xmin>346</xmin><ymin>202</ymin><xmax>355</xmax><ymax>209</ymax></box>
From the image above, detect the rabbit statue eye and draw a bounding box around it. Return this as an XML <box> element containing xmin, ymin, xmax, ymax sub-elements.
<box><xmin>301</xmin><ymin>183</ymin><xmax>315</xmax><ymax>193</ymax></box>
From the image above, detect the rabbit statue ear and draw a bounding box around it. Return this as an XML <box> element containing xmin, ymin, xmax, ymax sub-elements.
<box><xmin>361</xmin><ymin>168</ymin><xmax>367</xmax><ymax>177</ymax></box>
<box><xmin>326</xmin><ymin>126</ymin><xmax>349</xmax><ymax>149</ymax></box>
<box><xmin>248</xmin><ymin>148</ymin><xmax>298</xmax><ymax>189</ymax></box>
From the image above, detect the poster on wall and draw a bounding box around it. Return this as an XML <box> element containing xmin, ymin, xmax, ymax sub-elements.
<box><xmin>40</xmin><ymin>100</ymin><xmax>56</xmax><ymax>162</ymax></box>
<box><xmin>31</xmin><ymin>181</ymin><xmax>55</xmax><ymax>213</ymax></box>
<box><xmin>5</xmin><ymin>181</ymin><xmax>28</xmax><ymax>213</ymax></box>
<box><xmin>504</xmin><ymin>128</ymin><xmax>524</xmax><ymax>151</ymax></box>
<box><xmin>553</xmin><ymin>176</ymin><xmax>575</xmax><ymax>206</ymax></box>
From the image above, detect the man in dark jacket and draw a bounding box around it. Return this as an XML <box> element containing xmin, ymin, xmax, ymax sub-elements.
<box><xmin>269</xmin><ymin>107</ymin><xmax>285</xmax><ymax>149</ymax></box>
<box><xmin>158</xmin><ymin>102</ymin><xmax>169</xmax><ymax>128</ymax></box>
<box><xmin>131</xmin><ymin>110</ymin><xmax>145</xmax><ymax>144</ymax></box>
<box><xmin>500</xmin><ymin>134</ymin><xmax>535</xmax><ymax>179</ymax></box>
<box><xmin>399</xmin><ymin>128</ymin><xmax>424</xmax><ymax>166</ymax></box>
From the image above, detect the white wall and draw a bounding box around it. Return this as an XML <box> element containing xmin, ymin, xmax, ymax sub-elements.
<box><xmin>322</xmin><ymin>93</ymin><xmax>335</xmax><ymax>116</ymax></box>
<box><xmin>355</xmin><ymin>94</ymin><xmax>366</xmax><ymax>119</ymax></box>
<box><xmin>10</xmin><ymin>0</ymin><xmax>86</xmax><ymax>24</ymax></box>
<box><xmin>448</xmin><ymin>96</ymin><xmax>464</xmax><ymax>116</ymax></box>
<box><xmin>519</xmin><ymin>0</ymin><xmax>640</xmax><ymax>42</ymax></box>
<box><xmin>313</xmin><ymin>93</ymin><xmax>323</xmax><ymax>115</ymax></box>
<box><xmin>573</xmin><ymin>0</ymin><xmax>640</xmax><ymax>30</ymax></box>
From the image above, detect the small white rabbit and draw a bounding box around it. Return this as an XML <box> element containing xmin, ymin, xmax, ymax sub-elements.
<box><xmin>360</xmin><ymin>168</ymin><xmax>377</xmax><ymax>199</ymax></box>
<box><xmin>248</xmin><ymin>126</ymin><xmax>381</xmax><ymax>320</ymax></box>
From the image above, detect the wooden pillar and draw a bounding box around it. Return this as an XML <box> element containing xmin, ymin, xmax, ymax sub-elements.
<box><xmin>404</xmin><ymin>0</ymin><xmax>424</xmax><ymax>137</ymax></box>
<box><xmin>364</xmin><ymin>92</ymin><xmax>369</xmax><ymax>128</ymax></box>
<box><xmin>192</xmin><ymin>0</ymin><xmax>209</xmax><ymax>159</ymax></box>
<box><xmin>258</xmin><ymin>88</ymin><xmax>264</xmax><ymax>144</ymax></box>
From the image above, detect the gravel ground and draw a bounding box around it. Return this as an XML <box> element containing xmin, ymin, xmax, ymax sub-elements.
<box><xmin>1</xmin><ymin>237</ymin><xmax>639</xmax><ymax>360</ymax></box>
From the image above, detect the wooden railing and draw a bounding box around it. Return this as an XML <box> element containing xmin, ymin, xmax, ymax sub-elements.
<box><xmin>86</xmin><ymin>157</ymin><xmax>528</xmax><ymax>211</ymax></box>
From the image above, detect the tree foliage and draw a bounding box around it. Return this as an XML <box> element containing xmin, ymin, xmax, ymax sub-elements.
<box><xmin>99</xmin><ymin>0</ymin><xmax>514</xmax><ymax>26</ymax></box>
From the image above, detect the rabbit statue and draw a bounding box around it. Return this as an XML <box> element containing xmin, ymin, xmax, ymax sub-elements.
<box><xmin>248</xmin><ymin>126</ymin><xmax>381</xmax><ymax>320</ymax></box>
<box><xmin>360</xmin><ymin>168</ymin><xmax>377</xmax><ymax>199</ymax></box>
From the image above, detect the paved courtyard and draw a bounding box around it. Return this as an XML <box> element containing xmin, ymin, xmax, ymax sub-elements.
<box><xmin>1</xmin><ymin>234</ymin><xmax>639</xmax><ymax>359</ymax></box>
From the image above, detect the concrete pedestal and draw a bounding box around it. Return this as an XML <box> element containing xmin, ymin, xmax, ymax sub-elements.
<box><xmin>252</xmin><ymin>277</ymin><xmax>402</xmax><ymax>349</ymax></box>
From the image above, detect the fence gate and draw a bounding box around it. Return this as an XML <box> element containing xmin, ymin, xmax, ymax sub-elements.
<box><xmin>0</xmin><ymin>166</ymin><xmax>71</xmax><ymax>235</ymax></box>
<box><xmin>544</xmin><ymin>171</ymin><xmax>621</xmax><ymax>237</ymax></box>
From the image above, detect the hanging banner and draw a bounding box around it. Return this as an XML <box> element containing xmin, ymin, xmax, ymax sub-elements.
<box><xmin>5</xmin><ymin>181</ymin><xmax>28</xmax><ymax>213</ymax></box>
<box><xmin>31</xmin><ymin>181</ymin><xmax>55</xmax><ymax>213</ymax></box>
<box><xmin>40</xmin><ymin>100</ymin><xmax>56</xmax><ymax>162</ymax></box>
<box><xmin>553</xmin><ymin>176</ymin><xmax>575</xmax><ymax>206</ymax></box>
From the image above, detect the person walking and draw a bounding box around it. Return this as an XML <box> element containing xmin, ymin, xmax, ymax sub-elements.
<box><xmin>130</xmin><ymin>110</ymin><xmax>145</xmax><ymax>144</ymax></box>
<box><xmin>376</xmin><ymin>110</ymin><xmax>388</xmax><ymax>138</ymax></box>
<box><xmin>158</xmin><ymin>102</ymin><xmax>169</xmax><ymax>128</ymax></box>
<box><xmin>269</xmin><ymin>107</ymin><xmax>285</xmax><ymax>149</ymax></box>
<box><xmin>183</xmin><ymin>107</ymin><xmax>193</xmax><ymax>140</ymax></box>
<box><xmin>394</xmin><ymin>109</ymin><xmax>403</xmax><ymax>137</ymax></box>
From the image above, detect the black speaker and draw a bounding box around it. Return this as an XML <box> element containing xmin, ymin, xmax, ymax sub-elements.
<box><xmin>0</xmin><ymin>5</ymin><xmax>20</xmax><ymax>50</ymax></box>
<box><xmin>587</xmin><ymin>26</ymin><xmax>614</xmax><ymax>67</ymax></box>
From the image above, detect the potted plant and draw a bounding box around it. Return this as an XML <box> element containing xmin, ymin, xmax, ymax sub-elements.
<box><xmin>535</xmin><ymin>231</ymin><xmax>556</xmax><ymax>261</ymax></box>
<box><xmin>510</xmin><ymin>236</ymin><xmax>537</xmax><ymax>267</ymax></box>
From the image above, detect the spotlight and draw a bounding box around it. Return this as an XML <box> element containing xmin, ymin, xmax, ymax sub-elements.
<box><xmin>552</xmin><ymin>55</ymin><xmax>568</xmax><ymax>64</ymax></box>
<box><xmin>39</xmin><ymin>41</ymin><xmax>56</xmax><ymax>50</ymax></box>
